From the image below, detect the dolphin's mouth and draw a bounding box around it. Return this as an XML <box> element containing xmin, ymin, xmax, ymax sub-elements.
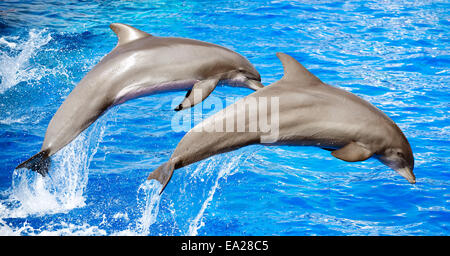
<box><xmin>395</xmin><ymin>167</ymin><xmax>416</xmax><ymax>184</ymax></box>
<box><xmin>246</xmin><ymin>79</ymin><xmax>264</xmax><ymax>90</ymax></box>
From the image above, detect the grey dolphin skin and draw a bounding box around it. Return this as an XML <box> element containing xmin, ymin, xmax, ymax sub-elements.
<box><xmin>16</xmin><ymin>23</ymin><xmax>263</xmax><ymax>175</ymax></box>
<box><xmin>148</xmin><ymin>52</ymin><xmax>415</xmax><ymax>194</ymax></box>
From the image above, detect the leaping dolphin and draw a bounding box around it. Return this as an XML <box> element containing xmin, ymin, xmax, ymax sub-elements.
<box><xmin>16</xmin><ymin>23</ymin><xmax>263</xmax><ymax>176</ymax></box>
<box><xmin>148</xmin><ymin>52</ymin><xmax>415</xmax><ymax>194</ymax></box>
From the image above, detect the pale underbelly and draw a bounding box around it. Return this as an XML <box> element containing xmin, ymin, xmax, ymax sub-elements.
<box><xmin>113</xmin><ymin>79</ymin><xmax>198</xmax><ymax>106</ymax></box>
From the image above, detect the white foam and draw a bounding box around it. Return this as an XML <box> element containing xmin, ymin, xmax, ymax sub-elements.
<box><xmin>0</xmin><ymin>29</ymin><xmax>52</xmax><ymax>94</ymax></box>
<box><xmin>36</xmin><ymin>222</ymin><xmax>107</xmax><ymax>236</ymax></box>
<box><xmin>0</xmin><ymin>117</ymin><xmax>107</xmax><ymax>227</ymax></box>
<box><xmin>0</xmin><ymin>116</ymin><xmax>28</xmax><ymax>125</ymax></box>
<box><xmin>0</xmin><ymin>37</ymin><xmax>18</xmax><ymax>49</ymax></box>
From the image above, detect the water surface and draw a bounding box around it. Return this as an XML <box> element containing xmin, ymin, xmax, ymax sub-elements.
<box><xmin>0</xmin><ymin>0</ymin><xmax>448</xmax><ymax>235</ymax></box>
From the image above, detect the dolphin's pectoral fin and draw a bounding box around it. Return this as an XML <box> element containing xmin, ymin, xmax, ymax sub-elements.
<box><xmin>174</xmin><ymin>89</ymin><xmax>192</xmax><ymax>111</ymax></box>
<box><xmin>331</xmin><ymin>142</ymin><xmax>373</xmax><ymax>162</ymax></box>
<box><xmin>147</xmin><ymin>161</ymin><xmax>175</xmax><ymax>194</ymax></box>
<box><xmin>174</xmin><ymin>78</ymin><xmax>219</xmax><ymax>111</ymax></box>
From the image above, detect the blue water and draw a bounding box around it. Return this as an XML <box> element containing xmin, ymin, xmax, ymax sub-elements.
<box><xmin>0</xmin><ymin>0</ymin><xmax>449</xmax><ymax>235</ymax></box>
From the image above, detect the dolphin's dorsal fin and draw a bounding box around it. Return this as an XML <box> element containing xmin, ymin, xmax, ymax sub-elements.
<box><xmin>276</xmin><ymin>52</ymin><xmax>322</xmax><ymax>85</ymax></box>
<box><xmin>110</xmin><ymin>23</ymin><xmax>152</xmax><ymax>47</ymax></box>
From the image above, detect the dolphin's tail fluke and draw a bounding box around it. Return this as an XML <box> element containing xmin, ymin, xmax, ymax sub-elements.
<box><xmin>147</xmin><ymin>161</ymin><xmax>175</xmax><ymax>194</ymax></box>
<box><xmin>16</xmin><ymin>151</ymin><xmax>51</xmax><ymax>176</ymax></box>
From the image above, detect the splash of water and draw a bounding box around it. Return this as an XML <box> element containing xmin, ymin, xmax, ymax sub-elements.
<box><xmin>134</xmin><ymin>180</ymin><xmax>163</xmax><ymax>235</ymax></box>
<box><xmin>113</xmin><ymin>180</ymin><xmax>162</xmax><ymax>236</ymax></box>
<box><xmin>0</xmin><ymin>29</ymin><xmax>52</xmax><ymax>94</ymax></box>
<box><xmin>5</xmin><ymin>118</ymin><xmax>106</xmax><ymax>219</ymax></box>
<box><xmin>187</xmin><ymin>154</ymin><xmax>243</xmax><ymax>236</ymax></box>
<box><xmin>113</xmin><ymin>153</ymin><xmax>243</xmax><ymax>236</ymax></box>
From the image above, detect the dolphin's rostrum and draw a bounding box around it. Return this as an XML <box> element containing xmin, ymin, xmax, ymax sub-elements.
<box><xmin>16</xmin><ymin>23</ymin><xmax>263</xmax><ymax>176</ymax></box>
<box><xmin>148</xmin><ymin>53</ymin><xmax>415</xmax><ymax>194</ymax></box>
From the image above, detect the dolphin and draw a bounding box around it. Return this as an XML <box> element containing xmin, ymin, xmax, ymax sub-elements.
<box><xmin>148</xmin><ymin>52</ymin><xmax>415</xmax><ymax>194</ymax></box>
<box><xmin>16</xmin><ymin>23</ymin><xmax>263</xmax><ymax>176</ymax></box>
